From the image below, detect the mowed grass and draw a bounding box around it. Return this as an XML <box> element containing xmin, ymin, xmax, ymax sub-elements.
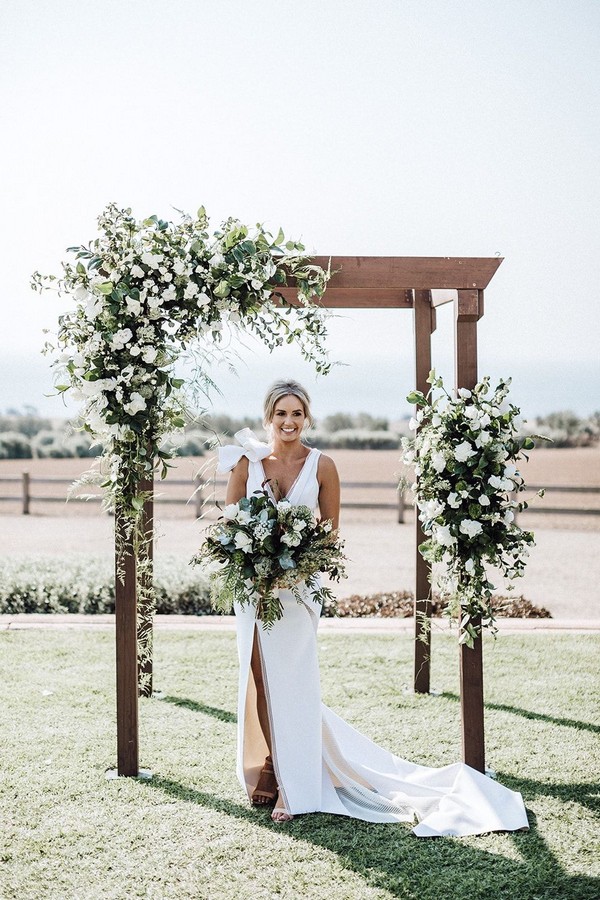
<box><xmin>1</xmin><ymin>629</ymin><xmax>599</xmax><ymax>900</ymax></box>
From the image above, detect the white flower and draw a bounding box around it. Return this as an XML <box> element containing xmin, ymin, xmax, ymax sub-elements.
<box><xmin>478</xmin><ymin>494</ymin><xmax>490</xmax><ymax>506</ymax></box>
<box><xmin>322</xmin><ymin>522</ymin><xmax>333</xmax><ymax>533</ymax></box>
<box><xmin>74</xmin><ymin>285</ymin><xmax>91</xmax><ymax>302</ymax></box>
<box><xmin>431</xmin><ymin>414</ymin><xmax>442</xmax><ymax>427</ymax></box>
<box><xmin>488</xmin><ymin>475</ymin><xmax>504</xmax><ymax>490</ymax></box>
<box><xmin>504</xmin><ymin>464</ymin><xmax>518</xmax><ymax>478</ymax></box>
<box><xmin>236</xmin><ymin>508</ymin><xmax>252</xmax><ymax>524</ymax></box>
<box><xmin>434</xmin><ymin>524</ymin><xmax>456</xmax><ymax>547</ymax></box>
<box><xmin>222</xmin><ymin>503</ymin><xmax>238</xmax><ymax>519</ymax></box>
<box><xmin>131</xmin><ymin>265</ymin><xmax>145</xmax><ymax>279</ymax></box>
<box><xmin>110</xmin><ymin>328</ymin><xmax>133</xmax><ymax>350</ymax></box>
<box><xmin>431</xmin><ymin>451</ymin><xmax>446</xmax><ymax>473</ymax></box>
<box><xmin>162</xmin><ymin>286</ymin><xmax>176</xmax><ymax>302</ymax></box>
<box><xmin>464</xmin><ymin>406</ymin><xmax>479</xmax><ymax>420</ymax></box>
<box><xmin>129</xmin><ymin>344</ymin><xmax>141</xmax><ymax>357</ymax></box>
<box><xmin>447</xmin><ymin>492</ymin><xmax>461</xmax><ymax>509</ymax></box>
<box><xmin>454</xmin><ymin>440</ymin><xmax>476</xmax><ymax>462</ymax></box>
<box><xmin>123</xmin><ymin>392</ymin><xmax>147</xmax><ymax>415</ymax></box>
<box><xmin>459</xmin><ymin>519</ymin><xmax>483</xmax><ymax>537</ymax></box>
<box><xmin>281</xmin><ymin>532</ymin><xmax>301</xmax><ymax>547</ymax></box>
<box><xmin>503</xmin><ymin>509</ymin><xmax>515</xmax><ymax>525</ymax></box>
<box><xmin>465</xmin><ymin>558</ymin><xmax>475</xmax><ymax>574</ymax></box>
<box><xmin>475</xmin><ymin>431</ymin><xmax>492</xmax><ymax>448</ymax></box>
<box><xmin>141</xmin><ymin>251</ymin><xmax>162</xmax><ymax>269</ymax></box>
<box><xmin>209</xmin><ymin>253</ymin><xmax>225</xmax><ymax>268</ymax></box>
<box><xmin>479</xmin><ymin>413</ymin><xmax>491</xmax><ymax>429</ymax></box>
<box><xmin>234</xmin><ymin>531</ymin><xmax>253</xmax><ymax>552</ymax></box>
<box><xmin>173</xmin><ymin>259</ymin><xmax>186</xmax><ymax>276</ymax></box>
<box><xmin>147</xmin><ymin>296</ymin><xmax>163</xmax><ymax>310</ymax></box>
<box><xmin>197</xmin><ymin>292</ymin><xmax>211</xmax><ymax>308</ymax></box>
<box><xmin>409</xmin><ymin>417</ymin><xmax>419</xmax><ymax>431</ymax></box>
<box><xmin>141</xmin><ymin>346</ymin><xmax>158</xmax><ymax>364</ymax></box>
<box><xmin>184</xmin><ymin>281</ymin><xmax>199</xmax><ymax>299</ymax></box>
<box><xmin>458</xmin><ymin>388</ymin><xmax>472</xmax><ymax>398</ymax></box>
<box><xmin>277</xmin><ymin>500</ymin><xmax>291</xmax><ymax>511</ymax></box>
<box><xmin>418</xmin><ymin>499</ymin><xmax>445</xmax><ymax>520</ymax></box>
<box><xmin>125</xmin><ymin>297</ymin><xmax>141</xmax><ymax>316</ymax></box>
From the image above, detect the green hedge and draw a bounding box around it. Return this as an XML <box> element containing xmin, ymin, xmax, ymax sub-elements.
<box><xmin>0</xmin><ymin>556</ymin><xmax>551</xmax><ymax>619</ymax></box>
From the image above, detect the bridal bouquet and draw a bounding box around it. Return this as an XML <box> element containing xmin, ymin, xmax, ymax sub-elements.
<box><xmin>192</xmin><ymin>490</ymin><xmax>347</xmax><ymax>628</ymax></box>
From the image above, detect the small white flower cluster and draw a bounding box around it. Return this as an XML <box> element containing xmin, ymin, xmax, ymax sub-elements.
<box><xmin>402</xmin><ymin>371</ymin><xmax>540</xmax><ymax>645</ymax></box>
<box><xmin>33</xmin><ymin>204</ymin><xmax>331</xmax><ymax>525</ymax></box>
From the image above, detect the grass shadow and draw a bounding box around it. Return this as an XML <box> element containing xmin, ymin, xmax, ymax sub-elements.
<box><xmin>144</xmin><ymin>775</ymin><xmax>599</xmax><ymax>899</ymax></box>
<box><xmin>440</xmin><ymin>691</ymin><xmax>600</xmax><ymax>736</ymax></box>
<box><xmin>159</xmin><ymin>695</ymin><xmax>237</xmax><ymax>723</ymax></box>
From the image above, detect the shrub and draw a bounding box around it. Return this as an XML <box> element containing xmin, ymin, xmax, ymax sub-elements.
<box><xmin>0</xmin><ymin>431</ymin><xmax>32</xmax><ymax>459</ymax></box>
<box><xmin>322</xmin><ymin>590</ymin><xmax>551</xmax><ymax>619</ymax></box>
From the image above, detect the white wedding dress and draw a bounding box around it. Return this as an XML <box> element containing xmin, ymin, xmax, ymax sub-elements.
<box><xmin>218</xmin><ymin>435</ymin><xmax>529</xmax><ymax>837</ymax></box>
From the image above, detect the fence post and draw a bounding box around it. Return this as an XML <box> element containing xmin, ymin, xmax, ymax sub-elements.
<box><xmin>22</xmin><ymin>472</ymin><xmax>30</xmax><ymax>515</ymax></box>
<box><xmin>397</xmin><ymin>490</ymin><xmax>405</xmax><ymax>524</ymax></box>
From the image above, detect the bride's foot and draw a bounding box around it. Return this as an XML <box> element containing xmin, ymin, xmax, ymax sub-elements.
<box><xmin>271</xmin><ymin>793</ymin><xmax>294</xmax><ymax>823</ymax></box>
<box><xmin>251</xmin><ymin>756</ymin><xmax>278</xmax><ymax>807</ymax></box>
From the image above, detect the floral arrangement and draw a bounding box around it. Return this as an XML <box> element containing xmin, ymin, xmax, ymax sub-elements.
<box><xmin>31</xmin><ymin>204</ymin><xmax>332</xmax><ymax>529</ymax></box>
<box><xmin>192</xmin><ymin>490</ymin><xmax>347</xmax><ymax>628</ymax></box>
<box><xmin>402</xmin><ymin>371</ymin><xmax>544</xmax><ymax>646</ymax></box>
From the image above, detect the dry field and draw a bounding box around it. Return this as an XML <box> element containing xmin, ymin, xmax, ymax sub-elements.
<box><xmin>1</xmin><ymin>448</ymin><xmax>599</xmax><ymax>620</ymax></box>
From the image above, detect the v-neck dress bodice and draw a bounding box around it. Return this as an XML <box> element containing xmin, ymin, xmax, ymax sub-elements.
<box><xmin>220</xmin><ymin>439</ymin><xmax>528</xmax><ymax>837</ymax></box>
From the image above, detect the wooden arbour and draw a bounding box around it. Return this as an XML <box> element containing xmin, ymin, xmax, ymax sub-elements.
<box><xmin>114</xmin><ymin>255</ymin><xmax>502</xmax><ymax>778</ymax></box>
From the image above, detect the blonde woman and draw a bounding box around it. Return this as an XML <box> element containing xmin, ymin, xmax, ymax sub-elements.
<box><xmin>218</xmin><ymin>379</ymin><xmax>528</xmax><ymax>835</ymax></box>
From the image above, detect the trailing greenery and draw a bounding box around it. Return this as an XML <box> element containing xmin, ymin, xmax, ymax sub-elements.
<box><xmin>0</xmin><ymin>629</ymin><xmax>598</xmax><ymax>898</ymax></box>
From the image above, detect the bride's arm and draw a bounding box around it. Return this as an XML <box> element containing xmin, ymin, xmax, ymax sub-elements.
<box><xmin>317</xmin><ymin>454</ymin><xmax>341</xmax><ymax>530</ymax></box>
<box><xmin>225</xmin><ymin>456</ymin><xmax>249</xmax><ymax>504</ymax></box>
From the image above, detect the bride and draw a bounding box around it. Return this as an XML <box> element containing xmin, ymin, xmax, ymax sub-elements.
<box><xmin>218</xmin><ymin>378</ymin><xmax>529</xmax><ymax>835</ymax></box>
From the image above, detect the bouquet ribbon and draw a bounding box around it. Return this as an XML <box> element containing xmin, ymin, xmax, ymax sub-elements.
<box><xmin>217</xmin><ymin>427</ymin><xmax>273</xmax><ymax>473</ymax></box>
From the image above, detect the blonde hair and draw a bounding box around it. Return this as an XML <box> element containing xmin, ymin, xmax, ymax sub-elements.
<box><xmin>263</xmin><ymin>379</ymin><xmax>314</xmax><ymax>429</ymax></box>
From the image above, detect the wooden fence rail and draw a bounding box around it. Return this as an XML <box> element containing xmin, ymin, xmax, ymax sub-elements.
<box><xmin>0</xmin><ymin>473</ymin><xmax>599</xmax><ymax>519</ymax></box>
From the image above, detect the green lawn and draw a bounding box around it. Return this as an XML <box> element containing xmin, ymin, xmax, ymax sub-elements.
<box><xmin>1</xmin><ymin>627</ymin><xmax>598</xmax><ymax>900</ymax></box>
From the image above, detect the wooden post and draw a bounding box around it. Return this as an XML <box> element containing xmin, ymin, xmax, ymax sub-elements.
<box><xmin>397</xmin><ymin>490</ymin><xmax>405</xmax><ymax>524</ymax></box>
<box><xmin>137</xmin><ymin>472</ymin><xmax>154</xmax><ymax>698</ymax></box>
<box><xmin>413</xmin><ymin>290</ymin><xmax>436</xmax><ymax>693</ymax></box>
<box><xmin>115</xmin><ymin>505</ymin><xmax>139</xmax><ymax>776</ymax></box>
<box><xmin>22</xmin><ymin>472</ymin><xmax>30</xmax><ymax>515</ymax></box>
<box><xmin>456</xmin><ymin>289</ymin><xmax>485</xmax><ymax>772</ymax></box>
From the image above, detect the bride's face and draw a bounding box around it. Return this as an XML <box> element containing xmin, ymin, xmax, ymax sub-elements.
<box><xmin>270</xmin><ymin>394</ymin><xmax>306</xmax><ymax>442</ymax></box>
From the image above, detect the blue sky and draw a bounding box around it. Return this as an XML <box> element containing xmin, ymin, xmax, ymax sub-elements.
<box><xmin>1</xmin><ymin>0</ymin><xmax>598</xmax><ymax>420</ymax></box>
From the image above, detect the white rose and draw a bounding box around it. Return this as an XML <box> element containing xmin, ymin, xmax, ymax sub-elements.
<box><xmin>236</xmin><ymin>508</ymin><xmax>252</xmax><ymax>524</ymax></box>
<box><xmin>162</xmin><ymin>286</ymin><xmax>176</xmax><ymax>302</ymax></box>
<box><xmin>465</xmin><ymin>558</ymin><xmax>475</xmax><ymax>574</ymax></box>
<box><xmin>85</xmin><ymin>295</ymin><xmax>103</xmax><ymax>320</ymax></box>
<box><xmin>458</xmin><ymin>388</ymin><xmax>472</xmax><ymax>399</ymax></box>
<box><xmin>409</xmin><ymin>417</ymin><xmax>419</xmax><ymax>431</ymax></box>
<box><xmin>431</xmin><ymin>451</ymin><xmax>446</xmax><ymax>473</ymax></box>
<box><xmin>455</xmin><ymin>440</ymin><xmax>476</xmax><ymax>462</ymax></box>
<box><xmin>222</xmin><ymin>503</ymin><xmax>239</xmax><ymax>519</ymax></box>
<box><xmin>125</xmin><ymin>297</ymin><xmax>141</xmax><ymax>316</ymax></box>
<box><xmin>478</xmin><ymin>494</ymin><xmax>491</xmax><ymax>506</ymax></box>
<box><xmin>504</xmin><ymin>464</ymin><xmax>518</xmax><ymax>478</ymax></box>
<box><xmin>209</xmin><ymin>253</ymin><xmax>225</xmax><ymax>268</ymax></box>
<box><xmin>141</xmin><ymin>346</ymin><xmax>158</xmax><ymax>364</ymax></box>
<box><xmin>434</xmin><ymin>524</ymin><xmax>456</xmax><ymax>547</ymax></box>
<box><xmin>234</xmin><ymin>531</ymin><xmax>253</xmax><ymax>552</ymax></box>
<box><xmin>475</xmin><ymin>431</ymin><xmax>492</xmax><ymax>448</ymax></box>
<box><xmin>129</xmin><ymin>344</ymin><xmax>141</xmax><ymax>357</ymax></box>
<box><xmin>74</xmin><ymin>285</ymin><xmax>91</xmax><ymax>302</ymax></box>
<box><xmin>130</xmin><ymin>265</ymin><xmax>145</xmax><ymax>279</ymax></box>
<box><xmin>503</xmin><ymin>509</ymin><xmax>515</xmax><ymax>525</ymax></box>
<box><xmin>447</xmin><ymin>492</ymin><xmax>461</xmax><ymax>509</ymax></box>
<box><xmin>459</xmin><ymin>519</ymin><xmax>483</xmax><ymax>537</ymax></box>
<box><xmin>123</xmin><ymin>392</ymin><xmax>147</xmax><ymax>416</ymax></box>
<box><xmin>479</xmin><ymin>413</ymin><xmax>491</xmax><ymax>429</ymax></box>
<box><xmin>141</xmin><ymin>252</ymin><xmax>162</xmax><ymax>269</ymax></box>
<box><xmin>173</xmin><ymin>259</ymin><xmax>186</xmax><ymax>276</ymax></box>
<box><xmin>184</xmin><ymin>281</ymin><xmax>199</xmax><ymax>299</ymax></box>
<box><xmin>197</xmin><ymin>292</ymin><xmax>211</xmax><ymax>308</ymax></box>
<box><xmin>110</xmin><ymin>328</ymin><xmax>133</xmax><ymax>350</ymax></box>
<box><xmin>418</xmin><ymin>499</ymin><xmax>445</xmax><ymax>520</ymax></box>
<box><xmin>488</xmin><ymin>475</ymin><xmax>504</xmax><ymax>490</ymax></box>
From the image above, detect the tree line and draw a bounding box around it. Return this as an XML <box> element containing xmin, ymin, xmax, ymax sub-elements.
<box><xmin>0</xmin><ymin>408</ymin><xmax>598</xmax><ymax>459</ymax></box>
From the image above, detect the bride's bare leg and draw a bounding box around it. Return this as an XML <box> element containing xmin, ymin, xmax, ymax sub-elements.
<box><xmin>250</xmin><ymin>631</ymin><xmax>279</xmax><ymax>807</ymax></box>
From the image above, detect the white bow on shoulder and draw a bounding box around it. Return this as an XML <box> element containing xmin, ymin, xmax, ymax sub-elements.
<box><xmin>217</xmin><ymin>427</ymin><xmax>273</xmax><ymax>474</ymax></box>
